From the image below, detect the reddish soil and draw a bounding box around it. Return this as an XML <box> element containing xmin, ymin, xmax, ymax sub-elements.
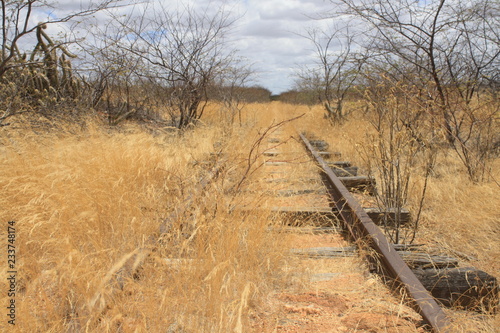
<box><xmin>251</xmin><ymin>285</ymin><xmax>423</xmax><ymax>333</ymax></box>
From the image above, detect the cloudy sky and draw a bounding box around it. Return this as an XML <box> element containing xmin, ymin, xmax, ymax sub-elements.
<box><xmin>232</xmin><ymin>0</ymin><xmax>334</xmax><ymax>94</ymax></box>
<box><xmin>34</xmin><ymin>0</ymin><xmax>337</xmax><ymax>94</ymax></box>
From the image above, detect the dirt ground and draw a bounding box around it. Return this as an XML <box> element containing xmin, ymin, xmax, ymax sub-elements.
<box><xmin>248</xmin><ymin>127</ymin><xmax>425</xmax><ymax>333</ymax></box>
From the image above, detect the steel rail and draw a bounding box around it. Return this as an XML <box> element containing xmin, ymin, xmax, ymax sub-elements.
<box><xmin>300</xmin><ymin>133</ymin><xmax>451</xmax><ymax>333</ymax></box>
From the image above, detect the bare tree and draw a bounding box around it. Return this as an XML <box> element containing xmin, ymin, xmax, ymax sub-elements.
<box><xmin>292</xmin><ymin>67</ymin><xmax>322</xmax><ymax>106</ymax></box>
<box><xmin>108</xmin><ymin>1</ymin><xmax>239</xmax><ymax>129</ymax></box>
<box><xmin>77</xmin><ymin>18</ymin><xmax>160</xmax><ymax>126</ymax></box>
<box><xmin>211</xmin><ymin>59</ymin><xmax>254</xmax><ymax>127</ymax></box>
<box><xmin>335</xmin><ymin>0</ymin><xmax>500</xmax><ymax>181</ymax></box>
<box><xmin>298</xmin><ymin>25</ymin><xmax>365</xmax><ymax>123</ymax></box>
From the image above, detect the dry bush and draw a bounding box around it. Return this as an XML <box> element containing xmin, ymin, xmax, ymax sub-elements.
<box><xmin>447</xmin><ymin>92</ymin><xmax>500</xmax><ymax>183</ymax></box>
<box><xmin>415</xmin><ymin>155</ymin><xmax>500</xmax><ymax>274</ymax></box>
<box><xmin>353</xmin><ymin>82</ymin><xmax>438</xmax><ymax>244</ymax></box>
<box><xmin>0</xmin><ymin>116</ymin><xmax>288</xmax><ymax>332</ymax></box>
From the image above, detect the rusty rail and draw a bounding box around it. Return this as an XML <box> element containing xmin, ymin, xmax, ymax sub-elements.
<box><xmin>300</xmin><ymin>133</ymin><xmax>451</xmax><ymax>333</ymax></box>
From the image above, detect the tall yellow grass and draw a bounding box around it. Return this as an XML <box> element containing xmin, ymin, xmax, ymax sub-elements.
<box><xmin>0</xmin><ymin>101</ymin><xmax>498</xmax><ymax>331</ymax></box>
<box><xmin>0</xmin><ymin>114</ymin><xmax>289</xmax><ymax>332</ymax></box>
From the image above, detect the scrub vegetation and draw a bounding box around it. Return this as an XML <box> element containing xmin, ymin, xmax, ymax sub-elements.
<box><xmin>0</xmin><ymin>0</ymin><xmax>498</xmax><ymax>331</ymax></box>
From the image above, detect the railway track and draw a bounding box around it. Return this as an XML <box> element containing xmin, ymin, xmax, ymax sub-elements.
<box><xmin>248</xmin><ymin>126</ymin><xmax>498</xmax><ymax>332</ymax></box>
<box><xmin>299</xmin><ymin>133</ymin><xmax>449</xmax><ymax>332</ymax></box>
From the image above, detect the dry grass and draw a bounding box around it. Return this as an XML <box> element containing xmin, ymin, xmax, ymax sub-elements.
<box><xmin>0</xmin><ymin>100</ymin><xmax>498</xmax><ymax>331</ymax></box>
<box><xmin>0</xmin><ymin>111</ymin><xmax>290</xmax><ymax>332</ymax></box>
